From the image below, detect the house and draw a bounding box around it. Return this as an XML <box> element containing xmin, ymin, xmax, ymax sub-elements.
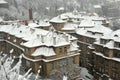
<box><xmin>0</xmin><ymin>21</ymin><xmax>80</xmax><ymax>78</ymax></box>
<box><xmin>49</xmin><ymin>12</ymin><xmax>112</xmax><ymax>79</ymax></box>
<box><xmin>92</xmin><ymin>29</ymin><xmax>120</xmax><ymax>80</ymax></box>
<box><xmin>0</xmin><ymin>0</ymin><xmax>8</xmax><ymax>8</ymax></box>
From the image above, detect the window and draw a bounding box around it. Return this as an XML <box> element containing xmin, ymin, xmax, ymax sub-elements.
<box><xmin>59</xmin><ymin>47</ymin><xmax>62</xmax><ymax>53</ymax></box>
<box><xmin>104</xmin><ymin>65</ymin><xmax>109</xmax><ymax>74</ymax></box>
<box><xmin>112</xmin><ymin>62</ymin><xmax>118</xmax><ymax>70</ymax></box>
<box><xmin>0</xmin><ymin>33</ymin><xmax>4</xmax><ymax>39</ymax></box>
<box><xmin>64</xmin><ymin>47</ymin><xmax>67</xmax><ymax>53</ymax></box>
<box><xmin>114</xmin><ymin>42</ymin><xmax>120</xmax><ymax>48</ymax></box>
<box><xmin>51</xmin><ymin>63</ymin><xmax>54</xmax><ymax>70</ymax></box>
<box><xmin>119</xmin><ymin>43</ymin><xmax>120</xmax><ymax>48</ymax></box>
<box><xmin>77</xmin><ymin>18</ymin><xmax>80</xmax><ymax>21</ymax></box>
<box><xmin>112</xmin><ymin>72</ymin><xmax>119</xmax><ymax>79</ymax></box>
<box><xmin>102</xmin><ymin>40</ymin><xmax>106</xmax><ymax>44</ymax></box>
<box><xmin>59</xmin><ymin>59</ymin><xmax>68</xmax><ymax>67</ymax></box>
<box><xmin>116</xmin><ymin>53</ymin><xmax>120</xmax><ymax>58</ymax></box>
<box><xmin>68</xmin><ymin>57</ymin><xmax>74</xmax><ymax>64</ymax></box>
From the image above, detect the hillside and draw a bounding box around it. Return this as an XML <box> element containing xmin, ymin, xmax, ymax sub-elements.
<box><xmin>0</xmin><ymin>0</ymin><xmax>82</xmax><ymax>20</ymax></box>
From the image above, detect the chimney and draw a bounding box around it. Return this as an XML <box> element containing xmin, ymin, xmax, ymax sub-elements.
<box><xmin>41</xmin><ymin>35</ymin><xmax>44</xmax><ymax>43</ymax></box>
<box><xmin>24</xmin><ymin>20</ymin><xmax>28</xmax><ymax>26</ymax></box>
<box><xmin>37</xmin><ymin>34</ymin><xmax>40</xmax><ymax>39</ymax></box>
<box><xmin>66</xmin><ymin>35</ymin><xmax>69</xmax><ymax>42</ymax></box>
<box><xmin>53</xmin><ymin>37</ymin><xmax>56</xmax><ymax>45</ymax></box>
<box><xmin>37</xmin><ymin>20</ymin><xmax>39</xmax><ymax>25</ymax></box>
<box><xmin>29</xmin><ymin>8</ymin><xmax>33</xmax><ymax>20</ymax></box>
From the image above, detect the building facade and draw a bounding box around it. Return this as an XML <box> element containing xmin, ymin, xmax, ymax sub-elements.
<box><xmin>0</xmin><ymin>21</ymin><xmax>80</xmax><ymax>79</ymax></box>
<box><xmin>90</xmin><ymin>29</ymin><xmax>120</xmax><ymax>80</ymax></box>
<box><xmin>50</xmin><ymin>12</ymin><xmax>113</xmax><ymax>79</ymax></box>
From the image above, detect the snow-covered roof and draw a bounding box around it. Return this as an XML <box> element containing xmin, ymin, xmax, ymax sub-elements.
<box><xmin>81</xmin><ymin>15</ymin><xmax>105</xmax><ymax>22</ymax></box>
<box><xmin>28</xmin><ymin>23</ymin><xmax>40</xmax><ymax>28</ymax></box>
<box><xmin>50</xmin><ymin>16</ymin><xmax>66</xmax><ymax>23</ymax></box>
<box><xmin>88</xmin><ymin>25</ymin><xmax>112</xmax><ymax>34</ymax></box>
<box><xmin>66</xmin><ymin>34</ymin><xmax>77</xmax><ymax>41</ymax></box>
<box><xmin>22</xmin><ymin>31</ymin><xmax>70</xmax><ymax>48</ymax></box>
<box><xmin>76</xmin><ymin>28</ymin><xmax>88</xmax><ymax>36</ymax></box>
<box><xmin>46</xmin><ymin>7</ymin><xmax>50</xmax><ymax>10</ymax></box>
<box><xmin>70</xmin><ymin>41</ymin><xmax>79</xmax><ymax>51</ymax></box>
<box><xmin>57</xmin><ymin>7</ymin><xmax>64</xmax><ymax>11</ymax></box>
<box><xmin>79</xmin><ymin>19</ymin><xmax>94</xmax><ymax>27</ymax></box>
<box><xmin>0</xmin><ymin>0</ymin><xmax>8</xmax><ymax>4</ymax></box>
<box><xmin>112</xmin><ymin>29</ymin><xmax>120</xmax><ymax>37</ymax></box>
<box><xmin>104</xmin><ymin>40</ymin><xmax>114</xmax><ymax>49</ymax></box>
<box><xmin>77</xmin><ymin>15</ymin><xmax>112</xmax><ymax>35</ymax></box>
<box><xmin>32</xmin><ymin>47</ymin><xmax>56</xmax><ymax>57</ymax></box>
<box><xmin>62</xmin><ymin>22</ymin><xmax>78</xmax><ymax>30</ymax></box>
<box><xmin>28</xmin><ymin>21</ymin><xmax>51</xmax><ymax>28</ymax></box>
<box><xmin>110</xmin><ymin>29</ymin><xmax>120</xmax><ymax>42</ymax></box>
<box><xmin>0</xmin><ymin>24</ymin><xmax>48</xmax><ymax>41</ymax></box>
<box><xmin>107</xmin><ymin>0</ymin><xmax>120</xmax><ymax>2</ymax></box>
<box><xmin>94</xmin><ymin>5</ymin><xmax>102</xmax><ymax>8</ymax></box>
<box><xmin>101</xmin><ymin>29</ymin><xmax>120</xmax><ymax>42</ymax></box>
<box><xmin>0</xmin><ymin>23</ymin><xmax>79</xmax><ymax>52</ymax></box>
<box><xmin>60</xmin><ymin>12</ymin><xmax>82</xmax><ymax>19</ymax></box>
<box><xmin>22</xmin><ymin>53</ymin><xmax>80</xmax><ymax>62</ymax></box>
<box><xmin>101</xmin><ymin>34</ymin><xmax>112</xmax><ymax>40</ymax></box>
<box><xmin>39</xmin><ymin>21</ymin><xmax>51</xmax><ymax>27</ymax></box>
<box><xmin>94</xmin><ymin>51</ymin><xmax>120</xmax><ymax>62</ymax></box>
<box><xmin>92</xmin><ymin>17</ymin><xmax>105</xmax><ymax>21</ymax></box>
<box><xmin>76</xmin><ymin>24</ymin><xmax>112</xmax><ymax>39</ymax></box>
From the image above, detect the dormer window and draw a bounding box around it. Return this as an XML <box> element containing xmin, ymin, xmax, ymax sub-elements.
<box><xmin>20</xmin><ymin>30</ymin><xmax>22</xmax><ymax>33</ymax></box>
<box><xmin>118</xmin><ymin>43</ymin><xmax>120</xmax><ymax>48</ymax></box>
<box><xmin>59</xmin><ymin>47</ymin><xmax>62</xmax><ymax>53</ymax></box>
<box><xmin>86</xmin><ymin>31</ymin><xmax>92</xmax><ymax>35</ymax></box>
<box><xmin>92</xmin><ymin>32</ymin><xmax>95</xmax><ymax>35</ymax></box>
<box><xmin>114</xmin><ymin>34</ymin><xmax>118</xmax><ymax>37</ymax></box>
<box><xmin>114</xmin><ymin>42</ymin><xmax>120</xmax><ymax>48</ymax></box>
<box><xmin>100</xmin><ymin>39</ymin><xmax>108</xmax><ymax>45</ymax></box>
<box><xmin>77</xmin><ymin>18</ymin><xmax>80</xmax><ymax>21</ymax></box>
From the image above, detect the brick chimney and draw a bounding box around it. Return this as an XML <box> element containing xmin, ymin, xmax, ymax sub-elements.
<box><xmin>29</xmin><ymin>8</ymin><xmax>33</xmax><ymax>20</ymax></box>
<box><xmin>24</xmin><ymin>20</ymin><xmax>28</xmax><ymax>26</ymax></box>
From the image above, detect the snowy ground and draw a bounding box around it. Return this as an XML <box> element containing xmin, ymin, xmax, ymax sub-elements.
<box><xmin>79</xmin><ymin>68</ymin><xmax>93</xmax><ymax>80</ymax></box>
